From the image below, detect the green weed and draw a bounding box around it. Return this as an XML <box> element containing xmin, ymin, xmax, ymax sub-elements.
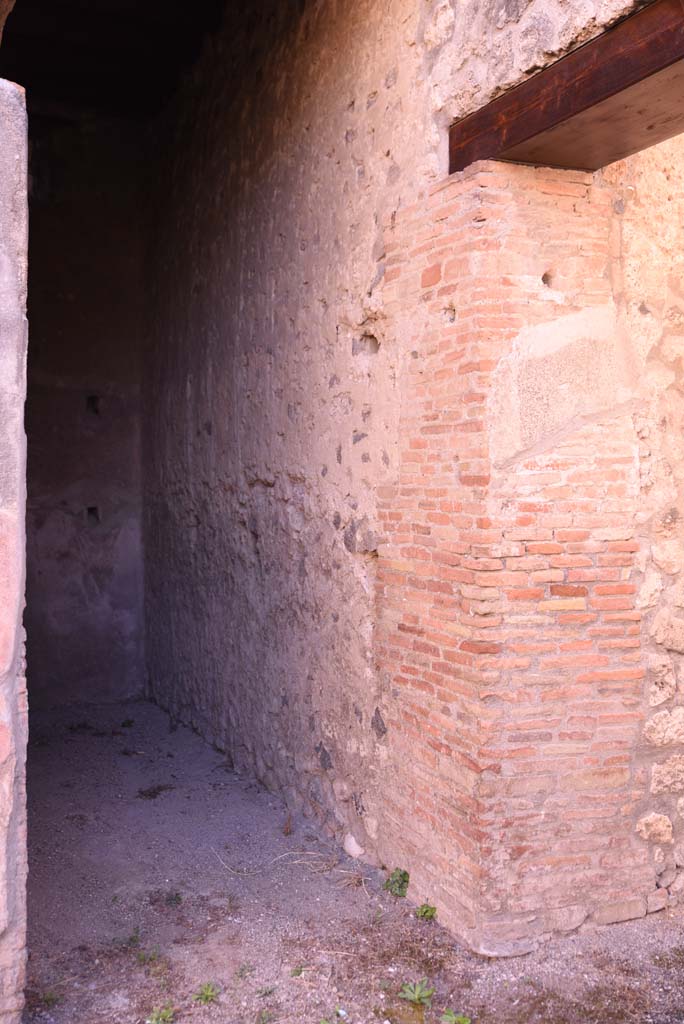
<box><xmin>416</xmin><ymin>903</ymin><xmax>437</xmax><ymax>921</ymax></box>
<box><xmin>137</xmin><ymin>948</ymin><xmax>159</xmax><ymax>965</ymax></box>
<box><xmin>193</xmin><ymin>982</ymin><xmax>220</xmax><ymax>1004</ymax></box>
<box><xmin>146</xmin><ymin>1007</ymin><xmax>175</xmax><ymax>1024</ymax></box>
<box><xmin>383</xmin><ymin>868</ymin><xmax>410</xmax><ymax>897</ymax></box>
<box><xmin>399</xmin><ymin>978</ymin><xmax>435</xmax><ymax>1007</ymax></box>
<box><xmin>441</xmin><ymin>1011</ymin><xmax>471</xmax><ymax>1024</ymax></box>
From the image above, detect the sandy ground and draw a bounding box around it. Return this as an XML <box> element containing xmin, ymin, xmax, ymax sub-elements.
<box><xmin>23</xmin><ymin>700</ymin><xmax>684</xmax><ymax>1024</ymax></box>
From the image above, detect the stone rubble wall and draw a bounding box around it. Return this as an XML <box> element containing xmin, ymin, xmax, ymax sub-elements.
<box><xmin>602</xmin><ymin>142</ymin><xmax>684</xmax><ymax>913</ymax></box>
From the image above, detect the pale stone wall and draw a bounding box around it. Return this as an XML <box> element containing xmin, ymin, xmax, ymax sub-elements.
<box><xmin>0</xmin><ymin>78</ymin><xmax>28</xmax><ymax>1022</ymax></box>
<box><xmin>602</xmin><ymin>140</ymin><xmax>684</xmax><ymax>907</ymax></box>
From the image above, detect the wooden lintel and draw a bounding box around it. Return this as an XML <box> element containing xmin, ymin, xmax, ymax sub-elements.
<box><xmin>449</xmin><ymin>0</ymin><xmax>684</xmax><ymax>174</ymax></box>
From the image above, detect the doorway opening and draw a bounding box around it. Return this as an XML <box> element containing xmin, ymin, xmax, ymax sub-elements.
<box><xmin>4</xmin><ymin>0</ymin><xmax>684</xmax><ymax>1019</ymax></box>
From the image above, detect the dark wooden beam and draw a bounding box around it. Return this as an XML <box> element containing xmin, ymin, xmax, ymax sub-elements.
<box><xmin>449</xmin><ymin>0</ymin><xmax>684</xmax><ymax>174</ymax></box>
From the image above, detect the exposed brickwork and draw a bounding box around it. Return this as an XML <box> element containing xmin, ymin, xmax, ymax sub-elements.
<box><xmin>377</xmin><ymin>162</ymin><xmax>655</xmax><ymax>953</ymax></box>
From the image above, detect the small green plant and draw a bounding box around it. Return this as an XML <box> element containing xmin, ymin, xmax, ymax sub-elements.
<box><xmin>383</xmin><ymin>867</ymin><xmax>410</xmax><ymax>897</ymax></box>
<box><xmin>146</xmin><ymin>1007</ymin><xmax>175</xmax><ymax>1024</ymax></box>
<box><xmin>193</xmin><ymin>982</ymin><xmax>220</xmax><ymax>1004</ymax></box>
<box><xmin>236</xmin><ymin>962</ymin><xmax>255</xmax><ymax>979</ymax></box>
<box><xmin>416</xmin><ymin>902</ymin><xmax>437</xmax><ymax>921</ymax></box>
<box><xmin>399</xmin><ymin>979</ymin><xmax>434</xmax><ymax>1008</ymax></box>
<box><xmin>137</xmin><ymin>948</ymin><xmax>159</xmax><ymax>965</ymax></box>
<box><xmin>165</xmin><ymin>890</ymin><xmax>182</xmax><ymax>907</ymax></box>
<box><xmin>40</xmin><ymin>991</ymin><xmax>61</xmax><ymax>1008</ymax></box>
<box><xmin>258</xmin><ymin>986</ymin><xmax>276</xmax><ymax>997</ymax></box>
<box><xmin>125</xmin><ymin>926</ymin><xmax>141</xmax><ymax>948</ymax></box>
<box><xmin>256</xmin><ymin>1012</ymin><xmax>275</xmax><ymax>1024</ymax></box>
<box><xmin>291</xmin><ymin>965</ymin><xmax>305</xmax><ymax>977</ymax></box>
<box><xmin>441</xmin><ymin>1012</ymin><xmax>471</xmax><ymax>1024</ymax></box>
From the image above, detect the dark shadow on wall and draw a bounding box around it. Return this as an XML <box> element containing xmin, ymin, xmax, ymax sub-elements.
<box><xmin>24</xmin><ymin>116</ymin><xmax>146</xmax><ymax>707</ymax></box>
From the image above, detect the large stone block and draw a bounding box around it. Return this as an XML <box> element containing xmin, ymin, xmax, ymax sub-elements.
<box><xmin>651</xmin><ymin>757</ymin><xmax>684</xmax><ymax>795</ymax></box>
<box><xmin>644</xmin><ymin>708</ymin><xmax>684</xmax><ymax>746</ymax></box>
<box><xmin>593</xmin><ymin>897</ymin><xmax>646</xmax><ymax>925</ymax></box>
<box><xmin>636</xmin><ymin>812</ymin><xmax>673</xmax><ymax>843</ymax></box>
<box><xmin>652</xmin><ymin>609</ymin><xmax>684</xmax><ymax>654</ymax></box>
<box><xmin>648</xmin><ymin>653</ymin><xmax>677</xmax><ymax>707</ymax></box>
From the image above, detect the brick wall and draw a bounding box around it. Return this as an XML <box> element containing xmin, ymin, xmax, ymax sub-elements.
<box><xmin>376</xmin><ymin>161</ymin><xmax>656</xmax><ymax>953</ymax></box>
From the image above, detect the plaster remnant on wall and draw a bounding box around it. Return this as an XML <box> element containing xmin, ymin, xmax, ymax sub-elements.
<box><xmin>488</xmin><ymin>305</ymin><xmax>633</xmax><ymax>467</ymax></box>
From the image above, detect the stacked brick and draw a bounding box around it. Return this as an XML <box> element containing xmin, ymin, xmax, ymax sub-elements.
<box><xmin>376</xmin><ymin>161</ymin><xmax>657</xmax><ymax>953</ymax></box>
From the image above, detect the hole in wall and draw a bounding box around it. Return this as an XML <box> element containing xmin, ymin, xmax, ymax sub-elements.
<box><xmin>86</xmin><ymin>394</ymin><xmax>101</xmax><ymax>416</ymax></box>
<box><xmin>542</xmin><ymin>270</ymin><xmax>554</xmax><ymax>287</ymax></box>
<box><xmin>352</xmin><ymin>333</ymin><xmax>380</xmax><ymax>355</ymax></box>
<box><xmin>86</xmin><ymin>506</ymin><xmax>100</xmax><ymax>525</ymax></box>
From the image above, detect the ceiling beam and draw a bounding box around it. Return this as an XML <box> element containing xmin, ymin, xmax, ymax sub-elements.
<box><xmin>449</xmin><ymin>0</ymin><xmax>684</xmax><ymax>173</ymax></box>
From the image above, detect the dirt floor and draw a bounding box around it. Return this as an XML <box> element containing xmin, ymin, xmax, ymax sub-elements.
<box><xmin>23</xmin><ymin>700</ymin><xmax>684</xmax><ymax>1024</ymax></box>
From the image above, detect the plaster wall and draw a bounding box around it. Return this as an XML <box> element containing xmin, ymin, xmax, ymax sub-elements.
<box><xmin>25</xmin><ymin>118</ymin><xmax>145</xmax><ymax>708</ymax></box>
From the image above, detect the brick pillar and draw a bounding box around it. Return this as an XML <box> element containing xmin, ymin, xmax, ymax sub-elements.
<box><xmin>0</xmin><ymin>79</ymin><xmax>28</xmax><ymax>1019</ymax></box>
<box><xmin>376</xmin><ymin>161</ymin><xmax>653</xmax><ymax>953</ymax></box>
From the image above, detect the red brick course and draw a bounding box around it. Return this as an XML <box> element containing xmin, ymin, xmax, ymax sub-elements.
<box><xmin>376</xmin><ymin>162</ymin><xmax>653</xmax><ymax>953</ymax></box>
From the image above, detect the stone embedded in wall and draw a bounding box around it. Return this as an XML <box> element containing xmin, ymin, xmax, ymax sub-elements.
<box><xmin>669</xmin><ymin>578</ymin><xmax>684</xmax><ymax>609</ymax></box>
<box><xmin>652</xmin><ymin>538</ymin><xmax>684</xmax><ymax>576</ymax></box>
<box><xmin>651</xmin><ymin>609</ymin><xmax>684</xmax><ymax>654</ymax></box>
<box><xmin>648</xmin><ymin>654</ymin><xmax>677</xmax><ymax>707</ymax></box>
<box><xmin>343</xmin><ymin>833</ymin><xmax>365</xmax><ymax>859</ymax></box>
<box><xmin>593</xmin><ymin>898</ymin><xmax>646</xmax><ymax>926</ymax></box>
<box><xmin>657</xmin><ymin>865</ymin><xmax>677</xmax><ymax>888</ymax></box>
<box><xmin>644</xmin><ymin>707</ymin><xmax>684</xmax><ymax>745</ymax></box>
<box><xmin>343</xmin><ymin>516</ymin><xmax>379</xmax><ymax>555</ymax></box>
<box><xmin>648</xmin><ymin>888</ymin><xmax>669</xmax><ymax>913</ymax></box>
<box><xmin>670</xmin><ymin>873</ymin><xmax>684</xmax><ymax>896</ymax></box>
<box><xmin>651</xmin><ymin>757</ymin><xmax>684</xmax><ymax>795</ymax></box>
<box><xmin>422</xmin><ymin>2</ymin><xmax>456</xmax><ymax>51</ymax></box>
<box><xmin>638</xmin><ymin>569</ymin><xmax>663</xmax><ymax>610</ymax></box>
<box><xmin>636</xmin><ymin>812</ymin><xmax>674</xmax><ymax>843</ymax></box>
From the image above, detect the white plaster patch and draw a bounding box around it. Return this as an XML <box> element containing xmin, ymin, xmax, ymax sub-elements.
<box><xmin>488</xmin><ymin>305</ymin><xmax>634</xmax><ymax>466</ymax></box>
